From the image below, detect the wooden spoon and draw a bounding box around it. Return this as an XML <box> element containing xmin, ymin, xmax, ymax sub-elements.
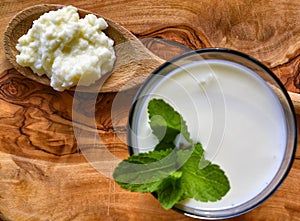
<box><xmin>3</xmin><ymin>4</ymin><xmax>165</xmax><ymax>92</ymax></box>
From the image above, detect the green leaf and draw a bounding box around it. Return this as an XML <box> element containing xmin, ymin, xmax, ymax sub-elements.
<box><xmin>156</xmin><ymin>171</ymin><xmax>184</xmax><ymax>210</ymax></box>
<box><xmin>180</xmin><ymin>143</ymin><xmax>230</xmax><ymax>202</ymax></box>
<box><xmin>148</xmin><ymin>99</ymin><xmax>191</xmax><ymax>150</ymax></box>
<box><xmin>113</xmin><ymin>148</ymin><xmax>172</xmax><ymax>192</ymax></box>
<box><xmin>113</xmin><ymin>148</ymin><xmax>191</xmax><ymax>191</ymax></box>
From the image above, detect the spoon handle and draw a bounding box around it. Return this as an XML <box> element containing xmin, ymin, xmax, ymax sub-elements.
<box><xmin>288</xmin><ymin>92</ymin><xmax>300</xmax><ymax>115</ymax></box>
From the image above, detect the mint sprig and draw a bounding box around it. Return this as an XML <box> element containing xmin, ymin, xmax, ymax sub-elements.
<box><xmin>113</xmin><ymin>98</ymin><xmax>230</xmax><ymax>210</ymax></box>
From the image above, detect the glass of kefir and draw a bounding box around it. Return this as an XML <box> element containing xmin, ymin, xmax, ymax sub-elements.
<box><xmin>127</xmin><ymin>48</ymin><xmax>297</xmax><ymax>219</ymax></box>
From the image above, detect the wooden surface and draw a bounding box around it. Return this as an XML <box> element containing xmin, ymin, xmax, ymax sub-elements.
<box><xmin>0</xmin><ymin>0</ymin><xmax>299</xmax><ymax>221</ymax></box>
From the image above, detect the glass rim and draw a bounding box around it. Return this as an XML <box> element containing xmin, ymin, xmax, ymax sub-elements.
<box><xmin>127</xmin><ymin>47</ymin><xmax>298</xmax><ymax>219</ymax></box>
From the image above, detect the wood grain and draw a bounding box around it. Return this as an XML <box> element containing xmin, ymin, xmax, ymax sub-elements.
<box><xmin>0</xmin><ymin>0</ymin><xmax>300</xmax><ymax>221</ymax></box>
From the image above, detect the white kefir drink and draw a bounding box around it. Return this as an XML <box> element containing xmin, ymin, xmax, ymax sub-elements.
<box><xmin>130</xmin><ymin>59</ymin><xmax>287</xmax><ymax>211</ymax></box>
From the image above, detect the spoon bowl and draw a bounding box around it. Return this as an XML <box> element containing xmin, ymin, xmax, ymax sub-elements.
<box><xmin>3</xmin><ymin>4</ymin><xmax>165</xmax><ymax>92</ymax></box>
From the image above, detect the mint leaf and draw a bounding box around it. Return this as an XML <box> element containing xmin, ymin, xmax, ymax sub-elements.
<box><xmin>113</xmin><ymin>98</ymin><xmax>230</xmax><ymax>210</ymax></box>
<box><xmin>148</xmin><ymin>99</ymin><xmax>191</xmax><ymax>150</ymax></box>
<box><xmin>113</xmin><ymin>147</ymin><xmax>193</xmax><ymax>193</ymax></box>
<box><xmin>113</xmin><ymin>148</ymin><xmax>173</xmax><ymax>192</ymax></box>
<box><xmin>155</xmin><ymin>143</ymin><xmax>229</xmax><ymax>209</ymax></box>
<box><xmin>180</xmin><ymin>143</ymin><xmax>230</xmax><ymax>202</ymax></box>
<box><xmin>156</xmin><ymin>171</ymin><xmax>183</xmax><ymax>210</ymax></box>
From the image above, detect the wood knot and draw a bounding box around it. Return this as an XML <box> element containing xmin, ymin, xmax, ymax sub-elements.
<box><xmin>0</xmin><ymin>69</ymin><xmax>32</xmax><ymax>100</ymax></box>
